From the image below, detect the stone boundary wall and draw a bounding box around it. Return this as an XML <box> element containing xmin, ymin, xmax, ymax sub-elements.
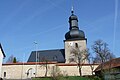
<box><xmin>1</xmin><ymin>63</ymin><xmax>99</xmax><ymax>79</ymax></box>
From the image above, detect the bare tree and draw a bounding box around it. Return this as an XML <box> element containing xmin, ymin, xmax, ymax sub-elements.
<box><xmin>92</xmin><ymin>40</ymin><xmax>115</xmax><ymax>63</ymax></box>
<box><xmin>92</xmin><ymin>39</ymin><xmax>115</xmax><ymax>79</ymax></box>
<box><xmin>86</xmin><ymin>52</ymin><xmax>96</xmax><ymax>75</ymax></box>
<box><xmin>69</xmin><ymin>43</ymin><xmax>88</xmax><ymax>76</ymax></box>
<box><xmin>50</xmin><ymin>66</ymin><xmax>63</xmax><ymax>80</ymax></box>
<box><xmin>6</xmin><ymin>55</ymin><xmax>14</xmax><ymax>63</ymax></box>
<box><xmin>40</xmin><ymin>57</ymin><xmax>50</xmax><ymax>77</ymax></box>
<box><xmin>6</xmin><ymin>55</ymin><xmax>20</xmax><ymax>63</ymax></box>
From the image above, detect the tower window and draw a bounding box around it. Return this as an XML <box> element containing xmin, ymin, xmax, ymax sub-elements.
<box><xmin>75</xmin><ymin>43</ymin><xmax>78</xmax><ymax>48</ymax></box>
<box><xmin>4</xmin><ymin>72</ymin><xmax>6</xmax><ymax>77</ymax></box>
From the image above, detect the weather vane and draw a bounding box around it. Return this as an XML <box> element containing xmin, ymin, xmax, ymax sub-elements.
<box><xmin>71</xmin><ymin>0</ymin><xmax>74</xmax><ymax>14</ymax></box>
<box><xmin>71</xmin><ymin>6</ymin><xmax>74</xmax><ymax>14</ymax></box>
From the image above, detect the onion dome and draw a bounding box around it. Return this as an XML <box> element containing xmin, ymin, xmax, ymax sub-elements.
<box><xmin>65</xmin><ymin>9</ymin><xmax>85</xmax><ymax>40</ymax></box>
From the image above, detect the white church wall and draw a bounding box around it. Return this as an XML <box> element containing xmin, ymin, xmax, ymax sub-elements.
<box><xmin>1</xmin><ymin>63</ymin><xmax>98</xmax><ymax>79</ymax></box>
<box><xmin>58</xmin><ymin>64</ymin><xmax>98</xmax><ymax>76</ymax></box>
<box><xmin>1</xmin><ymin>63</ymin><xmax>56</xmax><ymax>79</ymax></box>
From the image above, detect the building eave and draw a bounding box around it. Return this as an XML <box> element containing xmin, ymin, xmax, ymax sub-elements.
<box><xmin>2</xmin><ymin>62</ymin><xmax>57</xmax><ymax>65</ymax></box>
<box><xmin>64</xmin><ymin>38</ymin><xmax>87</xmax><ymax>42</ymax></box>
<box><xmin>94</xmin><ymin>57</ymin><xmax>120</xmax><ymax>72</ymax></box>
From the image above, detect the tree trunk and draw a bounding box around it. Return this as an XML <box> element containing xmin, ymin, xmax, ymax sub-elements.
<box><xmin>45</xmin><ymin>63</ymin><xmax>48</xmax><ymax>77</ymax></box>
<box><xmin>78</xmin><ymin>66</ymin><xmax>82</xmax><ymax>76</ymax></box>
<box><xmin>90</xmin><ymin>66</ymin><xmax>94</xmax><ymax>75</ymax></box>
<box><xmin>78</xmin><ymin>57</ymin><xmax>82</xmax><ymax>76</ymax></box>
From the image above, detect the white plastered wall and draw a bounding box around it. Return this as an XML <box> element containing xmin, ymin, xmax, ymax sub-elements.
<box><xmin>1</xmin><ymin>64</ymin><xmax>56</xmax><ymax>79</ymax></box>
<box><xmin>1</xmin><ymin>64</ymin><xmax>98</xmax><ymax>79</ymax></box>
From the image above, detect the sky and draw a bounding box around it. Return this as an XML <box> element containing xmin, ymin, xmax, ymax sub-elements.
<box><xmin>0</xmin><ymin>0</ymin><xmax>120</xmax><ymax>63</ymax></box>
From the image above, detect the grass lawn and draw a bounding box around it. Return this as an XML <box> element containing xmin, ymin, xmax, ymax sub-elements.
<box><xmin>32</xmin><ymin>76</ymin><xmax>97</xmax><ymax>80</ymax></box>
<box><xmin>32</xmin><ymin>77</ymin><xmax>52</xmax><ymax>80</ymax></box>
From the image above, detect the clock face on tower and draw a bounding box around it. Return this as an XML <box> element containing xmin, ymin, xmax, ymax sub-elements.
<box><xmin>69</xmin><ymin>42</ymin><xmax>73</xmax><ymax>46</ymax></box>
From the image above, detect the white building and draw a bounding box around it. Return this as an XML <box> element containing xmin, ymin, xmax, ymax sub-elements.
<box><xmin>0</xmin><ymin>43</ymin><xmax>6</xmax><ymax>79</ymax></box>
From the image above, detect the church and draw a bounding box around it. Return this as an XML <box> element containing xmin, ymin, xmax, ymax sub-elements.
<box><xmin>28</xmin><ymin>9</ymin><xmax>87</xmax><ymax>64</ymax></box>
<box><xmin>1</xmin><ymin>9</ymin><xmax>99</xmax><ymax>79</ymax></box>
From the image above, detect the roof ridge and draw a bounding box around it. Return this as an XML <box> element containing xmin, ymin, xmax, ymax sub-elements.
<box><xmin>32</xmin><ymin>48</ymin><xmax>64</xmax><ymax>52</ymax></box>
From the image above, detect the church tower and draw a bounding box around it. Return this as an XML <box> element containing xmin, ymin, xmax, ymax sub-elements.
<box><xmin>64</xmin><ymin>8</ymin><xmax>87</xmax><ymax>63</ymax></box>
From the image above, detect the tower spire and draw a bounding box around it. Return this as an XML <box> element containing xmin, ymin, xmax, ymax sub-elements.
<box><xmin>65</xmin><ymin>6</ymin><xmax>85</xmax><ymax>40</ymax></box>
<box><xmin>71</xmin><ymin>6</ymin><xmax>74</xmax><ymax>14</ymax></box>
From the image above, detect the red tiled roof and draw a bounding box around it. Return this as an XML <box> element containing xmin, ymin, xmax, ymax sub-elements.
<box><xmin>56</xmin><ymin>63</ymin><xmax>99</xmax><ymax>66</ymax></box>
<box><xmin>94</xmin><ymin>57</ymin><xmax>120</xmax><ymax>72</ymax></box>
<box><xmin>3</xmin><ymin>62</ymin><xmax>99</xmax><ymax>66</ymax></box>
